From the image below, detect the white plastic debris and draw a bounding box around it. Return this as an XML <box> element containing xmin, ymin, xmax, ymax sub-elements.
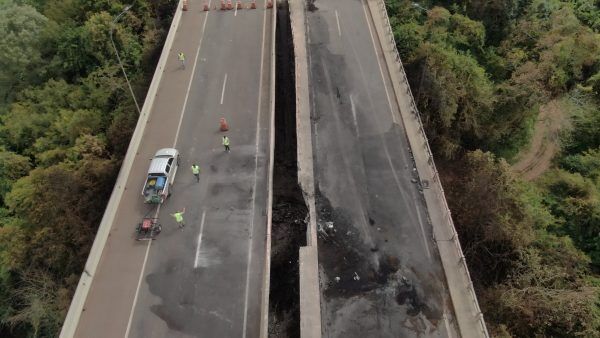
<box><xmin>335</xmin><ymin>276</ymin><xmax>340</xmax><ymax>282</ymax></box>
<box><xmin>353</xmin><ymin>272</ymin><xmax>360</xmax><ymax>281</ymax></box>
<box><xmin>326</xmin><ymin>221</ymin><xmax>334</xmax><ymax>229</ymax></box>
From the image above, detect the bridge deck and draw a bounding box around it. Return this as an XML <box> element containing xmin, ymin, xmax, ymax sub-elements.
<box><xmin>74</xmin><ymin>3</ymin><xmax>274</xmax><ymax>337</ymax></box>
<box><xmin>302</xmin><ymin>0</ymin><xmax>459</xmax><ymax>336</ymax></box>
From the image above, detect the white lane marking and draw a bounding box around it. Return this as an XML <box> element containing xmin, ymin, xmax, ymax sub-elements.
<box><xmin>173</xmin><ymin>0</ymin><xmax>213</xmax><ymax>147</ymax></box>
<box><xmin>242</xmin><ymin>1</ymin><xmax>268</xmax><ymax>337</ymax></box>
<box><xmin>414</xmin><ymin>200</ymin><xmax>431</xmax><ymax>259</ymax></box>
<box><xmin>220</xmin><ymin>73</ymin><xmax>228</xmax><ymax>105</ymax></box>
<box><xmin>335</xmin><ymin>10</ymin><xmax>342</xmax><ymax>37</ymax></box>
<box><xmin>124</xmin><ymin>204</ymin><xmax>160</xmax><ymax>337</ymax></box>
<box><xmin>194</xmin><ymin>210</ymin><xmax>207</xmax><ymax>268</ymax></box>
<box><xmin>361</xmin><ymin>0</ymin><xmax>397</xmax><ymax>124</ymax></box>
<box><xmin>349</xmin><ymin>94</ymin><xmax>359</xmax><ymax>137</ymax></box>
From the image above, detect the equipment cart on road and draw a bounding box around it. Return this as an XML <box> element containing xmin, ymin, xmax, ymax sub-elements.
<box><xmin>135</xmin><ymin>216</ymin><xmax>162</xmax><ymax>241</ymax></box>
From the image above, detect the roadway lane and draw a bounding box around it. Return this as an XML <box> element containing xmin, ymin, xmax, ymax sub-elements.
<box><xmin>74</xmin><ymin>3</ymin><xmax>274</xmax><ymax>337</ymax></box>
<box><xmin>305</xmin><ymin>0</ymin><xmax>459</xmax><ymax>336</ymax></box>
<box><xmin>128</xmin><ymin>4</ymin><xmax>273</xmax><ymax>337</ymax></box>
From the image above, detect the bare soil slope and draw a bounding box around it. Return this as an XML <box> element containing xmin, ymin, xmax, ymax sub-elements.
<box><xmin>512</xmin><ymin>100</ymin><xmax>569</xmax><ymax>180</ymax></box>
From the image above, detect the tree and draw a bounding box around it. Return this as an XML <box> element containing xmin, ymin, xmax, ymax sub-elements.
<box><xmin>540</xmin><ymin>169</ymin><xmax>600</xmax><ymax>270</ymax></box>
<box><xmin>0</xmin><ymin>2</ymin><xmax>50</xmax><ymax>104</ymax></box>
<box><xmin>423</xmin><ymin>7</ymin><xmax>486</xmax><ymax>53</ymax></box>
<box><xmin>410</xmin><ymin>42</ymin><xmax>495</xmax><ymax>158</ymax></box>
<box><xmin>33</xmin><ymin>109</ymin><xmax>104</xmax><ymax>153</ymax></box>
<box><xmin>560</xmin><ymin>148</ymin><xmax>600</xmax><ymax>179</ymax></box>
<box><xmin>3</xmin><ymin>269</ymin><xmax>64</xmax><ymax>337</ymax></box>
<box><xmin>393</xmin><ymin>21</ymin><xmax>424</xmax><ymax>60</ymax></box>
<box><xmin>482</xmin><ymin>241</ymin><xmax>599</xmax><ymax>337</ymax></box>
<box><xmin>464</xmin><ymin>0</ymin><xmax>522</xmax><ymax>44</ymax></box>
<box><xmin>572</xmin><ymin>0</ymin><xmax>600</xmax><ymax>32</ymax></box>
<box><xmin>562</xmin><ymin>100</ymin><xmax>600</xmax><ymax>154</ymax></box>
<box><xmin>442</xmin><ymin>150</ymin><xmax>535</xmax><ymax>285</ymax></box>
<box><xmin>0</xmin><ymin>150</ymin><xmax>30</xmax><ymax>205</ymax></box>
<box><xmin>0</xmin><ymin>79</ymin><xmax>80</xmax><ymax>154</ymax></box>
<box><xmin>0</xmin><ymin>1</ymin><xmax>178</xmax><ymax>337</ymax></box>
<box><xmin>536</xmin><ymin>8</ymin><xmax>600</xmax><ymax>93</ymax></box>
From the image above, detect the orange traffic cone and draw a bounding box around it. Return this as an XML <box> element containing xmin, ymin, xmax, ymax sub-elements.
<box><xmin>220</xmin><ymin>118</ymin><xmax>229</xmax><ymax>131</ymax></box>
<box><xmin>204</xmin><ymin>2</ymin><xmax>210</xmax><ymax>11</ymax></box>
<box><xmin>227</xmin><ymin>0</ymin><xmax>233</xmax><ymax>9</ymax></box>
<box><xmin>250</xmin><ymin>0</ymin><xmax>256</xmax><ymax>9</ymax></box>
<box><xmin>183</xmin><ymin>0</ymin><xmax>188</xmax><ymax>11</ymax></box>
<box><xmin>221</xmin><ymin>0</ymin><xmax>226</xmax><ymax>10</ymax></box>
<box><xmin>266</xmin><ymin>0</ymin><xmax>273</xmax><ymax>8</ymax></box>
<box><xmin>237</xmin><ymin>1</ymin><xmax>242</xmax><ymax>9</ymax></box>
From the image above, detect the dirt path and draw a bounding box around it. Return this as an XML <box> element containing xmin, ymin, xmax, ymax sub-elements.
<box><xmin>512</xmin><ymin>100</ymin><xmax>569</xmax><ymax>180</ymax></box>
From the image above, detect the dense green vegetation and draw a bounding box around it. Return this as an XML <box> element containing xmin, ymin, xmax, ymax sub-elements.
<box><xmin>0</xmin><ymin>0</ymin><xmax>176</xmax><ymax>336</ymax></box>
<box><xmin>387</xmin><ymin>0</ymin><xmax>600</xmax><ymax>336</ymax></box>
<box><xmin>0</xmin><ymin>0</ymin><xmax>597</xmax><ymax>336</ymax></box>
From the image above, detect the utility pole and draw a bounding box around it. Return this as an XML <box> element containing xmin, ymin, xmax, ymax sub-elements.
<box><xmin>110</xmin><ymin>4</ymin><xmax>141</xmax><ymax>114</ymax></box>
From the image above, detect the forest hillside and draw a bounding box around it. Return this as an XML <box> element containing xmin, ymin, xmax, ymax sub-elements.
<box><xmin>0</xmin><ymin>1</ymin><xmax>177</xmax><ymax>337</ymax></box>
<box><xmin>387</xmin><ymin>0</ymin><xmax>600</xmax><ymax>336</ymax></box>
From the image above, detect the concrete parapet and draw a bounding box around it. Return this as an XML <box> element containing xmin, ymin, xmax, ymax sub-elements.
<box><xmin>364</xmin><ymin>0</ymin><xmax>489</xmax><ymax>337</ymax></box>
<box><xmin>259</xmin><ymin>1</ymin><xmax>278</xmax><ymax>337</ymax></box>
<box><xmin>290</xmin><ymin>0</ymin><xmax>322</xmax><ymax>337</ymax></box>
<box><xmin>299</xmin><ymin>246</ymin><xmax>322</xmax><ymax>338</ymax></box>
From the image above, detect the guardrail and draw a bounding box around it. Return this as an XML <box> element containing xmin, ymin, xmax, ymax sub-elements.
<box><xmin>374</xmin><ymin>0</ymin><xmax>489</xmax><ymax>336</ymax></box>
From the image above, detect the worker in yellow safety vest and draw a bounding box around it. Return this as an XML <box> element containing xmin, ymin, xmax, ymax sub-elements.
<box><xmin>191</xmin><ymin>164</ymin><xmax>200</xmax><ymax>182</ymax></box>
<box><xmin>171</xmin><ymin>208</ymin><xmax>186</xmax><ymax>229</ymax></box>
<box><xmin>178</xmin><ymin>52</ymin><xmax>185</xmax><ymax>69</ymax></box>
<box><xmin>222</xmin><ymin>136</ymin><xmax>230</xmax><ymax>152</ymax></box>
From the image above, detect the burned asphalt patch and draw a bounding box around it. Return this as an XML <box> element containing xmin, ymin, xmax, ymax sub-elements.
<box><xmin>316</xmin><ymin>192</ymin><xmax>443</xmax><ymax>331</ymax></box>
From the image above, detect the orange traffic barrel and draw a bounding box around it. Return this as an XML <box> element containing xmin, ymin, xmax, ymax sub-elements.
<box><xmin>220</xmin><ymin>118</ymin><xmax>229</xmax><ymax>131</ymax></box>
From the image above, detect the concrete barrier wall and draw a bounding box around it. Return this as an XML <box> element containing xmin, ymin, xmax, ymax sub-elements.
<box><xmin>365</xmin><ymin>0</ymin><xmax>489</xmax><ymax>336</ymax></box>
<box><xmin>59</xmin><ymin>2</ymin><xmax>185</xmax><ymax>336</ymax></box>
<box><xmin>259</xmin><ymin>1</ymin><xmax>278</xmax><ymax>337</ymax></box>
<box><xmin>289</xmin><ymin>0</ymin><xmax>322</xmax><ymax>337</ymax></box>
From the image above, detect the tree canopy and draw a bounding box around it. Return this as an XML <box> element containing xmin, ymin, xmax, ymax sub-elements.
<box><xmin>0</xmin><ymin>0</ymin><xmax>177</xmax><ymax>336</ymax></box>
<box><xmin>388</xmin><ymin>0</ymin><xmax>600</xmax><ymax>336</ymax></box>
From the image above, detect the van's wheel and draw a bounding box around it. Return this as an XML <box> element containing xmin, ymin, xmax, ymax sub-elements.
<box><xmin>177</xmin><ymin>155</ymin><xmax>180</xmax><ymax>166</ymax></box>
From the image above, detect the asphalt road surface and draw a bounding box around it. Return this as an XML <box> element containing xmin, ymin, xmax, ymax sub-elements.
<box><xmin>305</xmin><ymin>0</ymin><xmax>460</xmax><ymax>336</ymax></box>
<box><xmin>74</xmin><ymin>3</ymin><xmax>273</xmax><ymax>337</ymax></box>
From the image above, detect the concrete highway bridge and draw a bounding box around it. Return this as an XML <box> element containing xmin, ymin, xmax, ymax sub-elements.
<box><xmin>60</xmin><ymin>0</ymin><xmax>488</xmax><ymax>337</ymax></box>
